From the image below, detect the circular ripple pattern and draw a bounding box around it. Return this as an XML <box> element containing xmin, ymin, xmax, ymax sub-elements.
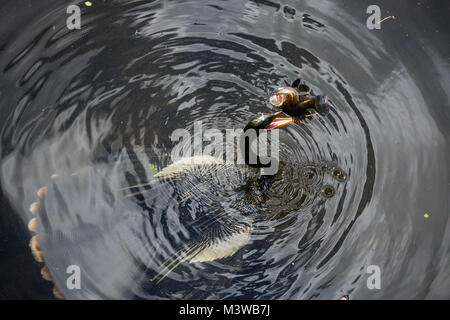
<box><xmin>0</xmin><ymin>1</ymin><xmax>449</xmax><ymax>299</ymax></box>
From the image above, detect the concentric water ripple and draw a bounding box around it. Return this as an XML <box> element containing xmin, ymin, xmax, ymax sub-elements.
<box><xmin>0</xmin><ymin>0</ymin><xmax>448</xmax><ymax>299</ymax></box>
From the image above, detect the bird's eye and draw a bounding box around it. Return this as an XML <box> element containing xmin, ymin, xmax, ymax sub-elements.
<box><xmin>270</xmin><ymin>94</ymin><xmax>285</xmax><ymax>107</ymax></box>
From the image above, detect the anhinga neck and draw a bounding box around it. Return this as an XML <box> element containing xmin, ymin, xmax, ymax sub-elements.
<box><xmin>240</xmin><ymin>126</ymin><xmax>272</xmax><ymax>169</ymax></box>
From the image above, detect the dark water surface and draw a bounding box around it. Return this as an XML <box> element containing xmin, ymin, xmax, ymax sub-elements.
<box><xmin>0</xmin><ymin>0</ymin><xmax>449</xmax><ymax>299</ymax></box>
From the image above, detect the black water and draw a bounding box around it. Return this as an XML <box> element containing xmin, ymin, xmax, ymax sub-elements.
<box><xmin>0</xmin><ymin>0</ymin><xmax>449</xmax><ymax>299</ymax></box>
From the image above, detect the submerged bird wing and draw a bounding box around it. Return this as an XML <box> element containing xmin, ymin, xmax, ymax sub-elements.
<box><xmin>118</xmin><ymin>154</ymin><xmax>255</xmax><ymax>281</ymax></box>
<box><xmin>154</xmin><ymin>216</ymin><xmax>252</xmax><ymax>283</ymax></box>
<box><xmin>155</xmin><ymin>155</ymin><xmax>225</xmax><ymax>179</ymax></box>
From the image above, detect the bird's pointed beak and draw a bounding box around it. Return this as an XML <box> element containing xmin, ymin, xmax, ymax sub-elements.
<box><xmin>266</xmin><ymin>117</ymin><xmax>295</xmax><ymax>130</ymax></box>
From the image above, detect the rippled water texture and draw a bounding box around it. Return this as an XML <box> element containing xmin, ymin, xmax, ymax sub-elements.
<box><xmin>0</xmin><ymin>0</ymin><xmax>449</xmax><ymax>299</ymax></box>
